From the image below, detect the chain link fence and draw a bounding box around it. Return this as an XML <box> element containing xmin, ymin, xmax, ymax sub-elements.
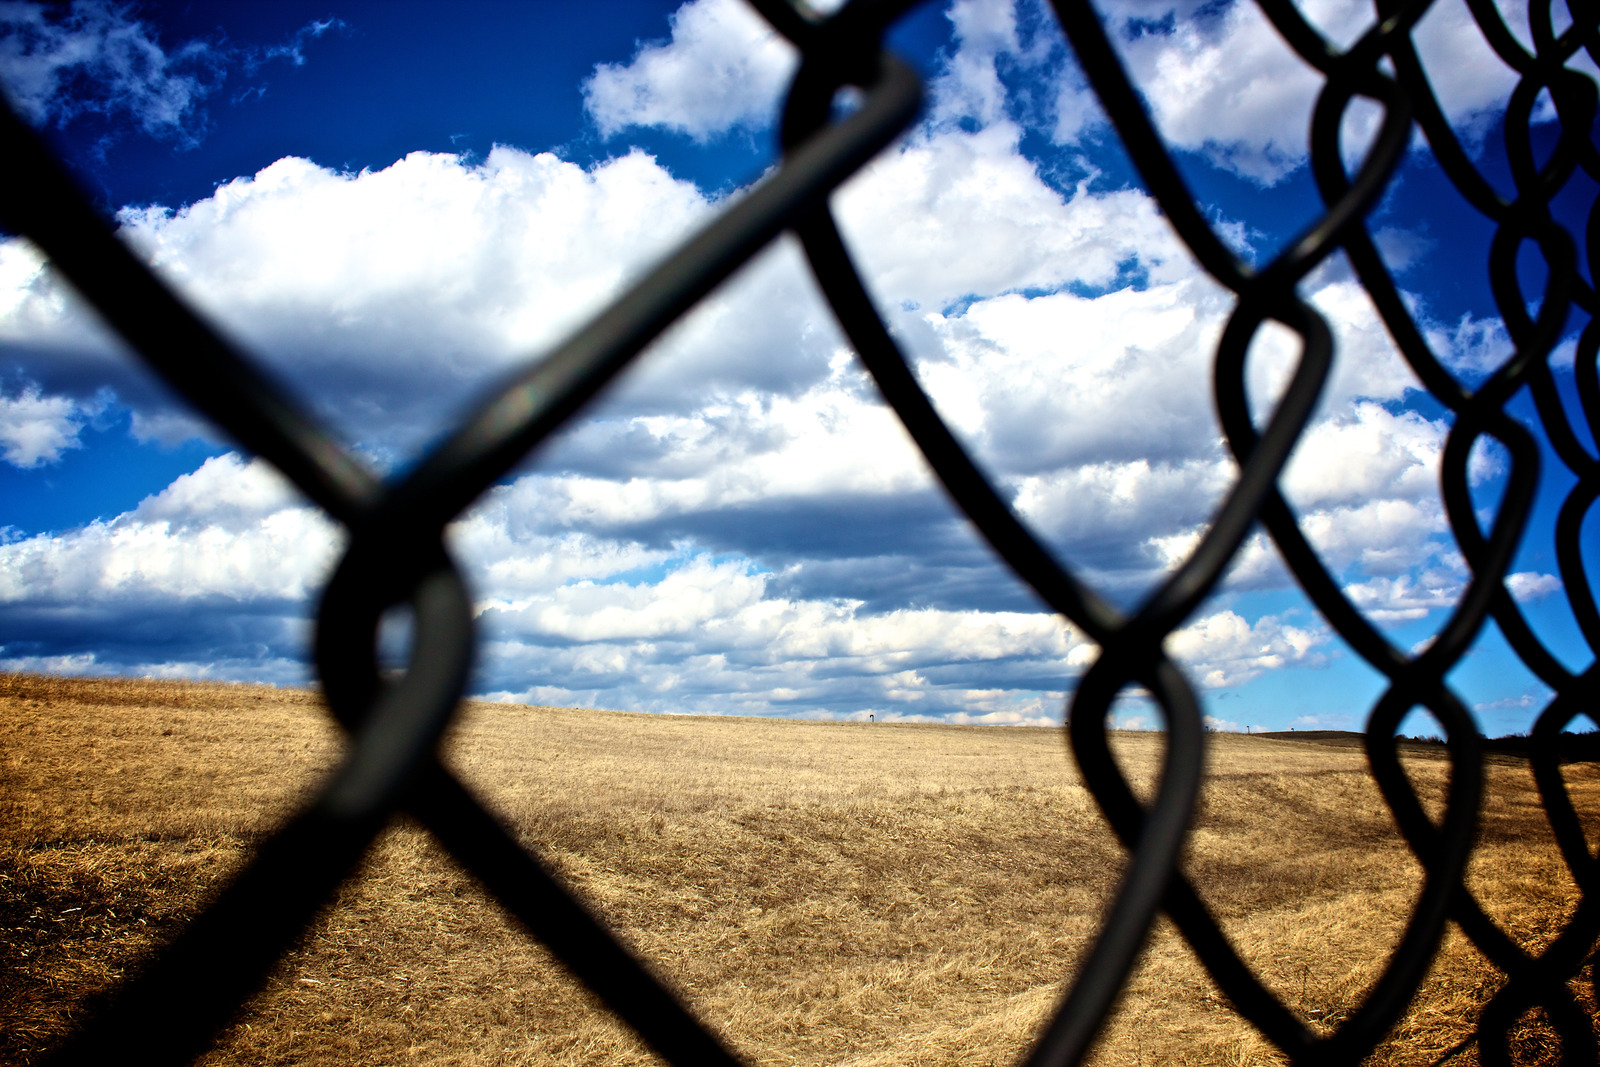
<box><xmin>2</xmin><ymin>0</ymin><xmax>1598</xmax><ymax>1063</ymax></box>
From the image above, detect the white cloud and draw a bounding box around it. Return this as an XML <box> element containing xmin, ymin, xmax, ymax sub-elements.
<box><xmin>1474</xmin><ymin>692</ymin><xmax>1539</xmax><ymax>713</ymax></box>
<box><xmin>1063</xmin><ymin>0</ymin><xmax>1536</xmax><ymax>183</ymax></box>
<box><xmin>0</xmin><ymin>384</ymin><xmax>97</xmax><ymax>466</ymax></box>
<box><xmin>132</xmin><ymin>452</ymin><xmax>303</xmax><ymax>529</ymax></box>
<box><xmin>921</xmin><ymin>279</ymin><xmax>1224</xmax><ymax>468</ymax></box>
<box><xmin>463</xmin><ymin>472</ymin><xmax>1091</xmax><ymax>717</ymax></box>
<box><xmin>129</xmin><ymin>409</ymin><xmax>215</xmax><ymax>447</ymax></box>
<box><xmin>574</xmin><ymin>0</ymin><xmax>1557</xmax><ymax>193</ymax></box>
<box><xmin>0</xmin><ymin>0</ymin><xmax>220</xmax><ymax>140</ymax></box>
<box><xmin>519</xmin><ymin>372</ymin><xmax>931</xmax><ymax>529</ymax></box>
<box><xmin>0</xmin><ymin>98</ymin><xmax>1201</xmax><ymax>468</ymax></box>
<box><xmin>1016</xmin><ymin>457</ymin><xmax>1233</xmax><ymax>538</ymax></box>
<box><xmin>0</xmin><ymin>648</ymin><xmax>309</xmax><ymax>685</ymax></box>
<box><xmin>1290</xmin><ymin>711</ymin><xmax>1359</xmax><ymax>730</ymax></box>
<box><xmin>0</xmin><ymin>0</ymin><xmax>1530</xmax><ymax>723</ymax></box>
<box><xmin>0</xmin><ymin>454</ymin><xmax>339</xmax><ymax>604</ymax></box>
<box><xmin>0</xmin><ymin>237</ymin><xmax>47</xmax><ymax>317</ymax></box>
<box><xmin>489</xmin><ymin>571</ymin><xmax>1077</xmax><ymax>664</ymax></box>
<box><xmin>116</xmin><ymin>148</ymin><xmax>711</xmax><ymax>360</ymax></box>
<box><xmin>0</xmin><ymin>2</ymin><xmax>345</xmax><ymax>144</ymax></box>
<box><xmin>0</xmin><ymin>650</ymin><xmax>100</xmax><ymax>675</ymax></box>
<box><xmin>1431</xmin><ymin>312</ymin><xmax>1514</xmax><ymax>382</ymax></box>
<box><xmin>1163</xmin><ymin>608</ymin><xmax>1327</xmax><ymax>688</ymax></box>
<box><xmin>945</xmin><ymin>698</ymin><xmax>1060</xmax><ymax>727</ymax></box>
<box><xmin>580</xmin><ymin>0</ymin><xmax>1027</xmax><ymax>143</ymax></box>
<box><xmin>929</xmin><ymin>0</ymin><xmax>1023</xmax><ymax>128</ymax></box>
<box><xmin>0</xmin><ymin>146</ymin><xmax>727</xmax><ymax>454</ymax></box>
<box><xmin>582</xmin><ymin>0</ymin><xmax>797</xmax><ymax>141</ymax></box>
<box><xmin>1372</xmin><ymin>226</ymin><xmax>1435</xmax><ymax>274</ymax></box>
<box><xmin>1300</xmin><ymin>499</ymin><xmax>1448</xmax><ymax>574</ymax></box>
<box><xmin>1280</xmin><ymin>402</ymin><xmax>1447</xmax><ymax>510</ymax></box>
<box><xmin>0</xmin><ymin>234</ymin><xmax>130</xmax><ymax>360</ymax></box>
<box><xmin>837</xmin><ymin>122</ymin><xmax>1192</xmax><ymax>307</ymax></box>
<box><xmin>0</xmin><ymin>445</ymin><xmax>1091</xmax><ymax>716</ymax></box>
<box><xmin>1108</xmin><ymin>0</ymin><xmax>1335</xmax><ymax>183</ymax></box>
<box><xmin>1343</xmin><ymin>571</ymin><xmax>1460</xmax><ymax>623</ymax></box>
<box><xmin>1506</xmin><ymin>571</ymin><xmax>1560</xmax><ymax>602</ymax></box>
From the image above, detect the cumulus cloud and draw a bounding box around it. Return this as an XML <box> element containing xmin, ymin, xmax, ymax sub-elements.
<box><xmin>0</xmin><ymin>384</ymin><xmax>99</xmax><ymax>466</ymax></box>
<box><xmin>1280</xmin><ymin>403</ymin><xmax>1446</xmax><ymax>510</ymax></box>
<box><xmin>578</xmin><ymin>0</ymin><xmax>1561</xmax><ymax>190</ymax></box>
<box><xmin>0</xmin><ymin>147</ymin><xmax>729</xmax><ymax>454</ymax></box>
<box><xmin>1343</xmin><ymin>571</ymin><xmax>1461</xmax><ymax>623</ymax></box>
<box><xmin>516</xmin><ymin>366</ymin><xmax>932</xmax><ymax>532</ymax></box>
<box><xmin>1163</xmin><ymin>608</ymin><xmax>1327</xmax><ymax>688</ymax></box>
<box><xmin>583</xmin><ymin>0</ymin><xmax>797</xmax><ymax>141</ymax></box>
<box><xmin>1079</xmin><ymin>0</ymin><xmax>1535</xmax><ymax>183</ymax></box>
<box><xmin>921</xmin><ymin>280</ymin><xmax>1224</xmax><ymax>468</ymax></box>
<box><xmin>1137</xmin><ymin>276</ymin><xmax>1512</xmax><ymax>606</ymax></box>
<box><xmin>475</xmin><ymin>547</ymin><xmax>1085</xmax><ymax>718</ymax></box>
<box><xmin>0</xmin><ymin>447</ymin><xmax>1091</xmax><ymax>714</ymax></box>
<box><xmin>0</xmin><ymin>68</ymin><xmax>1479</xmax><ymax>626</ymax></box>
<box><xmin>581</xmin><ymin>0</ymin><xmax>1054</xmax><ymax>148</ymax></box>
<box><xmin>1505</xmin><ymin>571</ymin><xmax>1560</xmax><ymax>602</ymax></box>
<box><xmin>928</xmin><ymin>0</ymin><xmax>1026</xmax><ymax>128</ymax></box>
<box><xmin>0</xmin><ymin>454</ymin><xmax>339</xmax><ymax>605</ymax></box>
<box><xmin>0</xmin><ymin>0</ymin><xmax>1531</xmax><ymax>722</ymax></box>
<box><xmin>0</xmin><ymin>454</ymin><xmax>340</xmax><ymax>683</ymax></box>
<box><xmin>836</xmin><ymin>124</ymin><xmax>1191</xmax><ymax>307</ymax></box>
<box><xmin>0</xmin><ymin>100</ymin><xmax>1193</xmax><ymax>459</ymax></box>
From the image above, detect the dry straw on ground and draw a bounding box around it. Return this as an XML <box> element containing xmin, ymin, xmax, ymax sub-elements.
<box><xmin>1</xmin><ymin>672</ymin><xmax>1595</xmax><ymax>1065</ymax></box>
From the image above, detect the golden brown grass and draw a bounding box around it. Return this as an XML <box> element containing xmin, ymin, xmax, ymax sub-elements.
<box><xmin>1</xmin><ymin>672</ymin><xmax>1595</xmax><ymax>1066</ymax></box>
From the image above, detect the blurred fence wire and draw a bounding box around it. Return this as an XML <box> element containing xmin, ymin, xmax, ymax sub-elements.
<box><xmin>3</xmin><ymin>0</ymin><xmax>1599</xmax><ymax>1063</ymax></box>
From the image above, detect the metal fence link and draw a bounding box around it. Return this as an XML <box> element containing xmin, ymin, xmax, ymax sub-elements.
<box><xmin>1</xmin><ymin>0</ymin><xmax>1597</xmax><ymax>1062</ymax></box>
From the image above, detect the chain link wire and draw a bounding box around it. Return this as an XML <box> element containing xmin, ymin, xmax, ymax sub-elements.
<box><xmin>1</xmin><ymin>0</ymin><xmax>1597</xmax><ymax>1062</ymax></box>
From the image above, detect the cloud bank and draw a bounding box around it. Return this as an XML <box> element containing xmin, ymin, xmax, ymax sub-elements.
<box><xmin>0</xmin><ymin>0</ymin><xmax>1558</xmax><ymax>726</ymax></box>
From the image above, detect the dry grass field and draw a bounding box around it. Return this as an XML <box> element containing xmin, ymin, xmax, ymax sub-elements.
<box><xmin>1</xmin><ymin>672</ymin><xmax>1596</xmax><ymax>1066</ymax></box>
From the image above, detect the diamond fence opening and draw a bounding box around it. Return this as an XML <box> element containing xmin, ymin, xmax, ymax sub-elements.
<box><xmin>1</xmin><ymin>0</ymin><xmax>1597</xmax><ymax>1064</ymax></box>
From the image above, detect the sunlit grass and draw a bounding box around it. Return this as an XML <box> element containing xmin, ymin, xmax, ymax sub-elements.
<box><xmin>1</xmin><ymin>672</ymin><xmax>1593</xmax><ymax>1065</ymax></box>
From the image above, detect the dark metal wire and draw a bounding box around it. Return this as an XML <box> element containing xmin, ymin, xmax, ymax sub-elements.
<box><xmin>0</xmin><ymin>0</ymin><xmax>1596</xmax><ymax>1062</ymax></box>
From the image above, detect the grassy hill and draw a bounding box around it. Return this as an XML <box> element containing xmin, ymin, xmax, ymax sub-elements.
<box><xmin>1</xmin><ymin>672</ymin><xmax>1594</xmax><ymax>1066</ymax></box>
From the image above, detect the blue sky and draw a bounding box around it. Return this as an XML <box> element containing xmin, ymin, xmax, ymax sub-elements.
<box><xmin>0</xmin><ymin>0</ymin><xmax>1594</xmax><ymax>735</ymax></box>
